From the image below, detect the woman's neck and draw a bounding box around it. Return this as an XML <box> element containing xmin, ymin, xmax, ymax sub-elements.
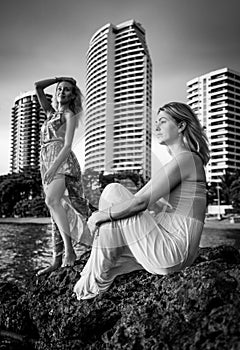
<box><xmin>58</xmin><ymin>104</ymin><xmax>70</xmax><ymax>113</ymax></box>
<box><xmin>167</xmin><ymin>144</ymin><xmax>188</xmax><ymax>157</ymax></box>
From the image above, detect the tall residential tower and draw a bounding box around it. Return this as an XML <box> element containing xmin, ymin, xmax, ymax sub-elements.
<box><xmin>85</xmin><ymin>20</ymin><xmax>152</xmax><ymax>180</ymax></box>
<box><xmin>10</xmin><ymin>91</ymin><xmax>52</xmax><ymax>173</ymax></box>
<box><xmin>187</xmin><ymin>67</ymin><xmax>240</xmax><ymax>183</ymax></box>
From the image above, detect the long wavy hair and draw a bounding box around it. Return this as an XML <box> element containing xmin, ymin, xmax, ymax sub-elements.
<box><xmin>53</xmin><ymin>81</ymin><xmax>84</xmax><ymax>126</ymax></box>
<box><xmin>158</xmin><ymin>102</ymin><xmax>210</xmax><ymax>165</ymax></box>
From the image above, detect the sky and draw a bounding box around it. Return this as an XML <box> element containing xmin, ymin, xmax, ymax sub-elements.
<box><xmin>1</xmin><ymin>0</ymin><xmax>240</xmax><ymax>175</ymax></box>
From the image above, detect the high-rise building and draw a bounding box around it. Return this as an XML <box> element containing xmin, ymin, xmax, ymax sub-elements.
<box><xmin>10</xmin><ymin>91</ymin><xmax>52</xmax><ymax>173</ymax></box>
<box><xmin>85</xmin><ymin>20</ymin><xmax>152</xmax><ymax>180</ymax></box>
<box><xmin>187</xmin><ymin>67</ymin><xmax>240</xmax><ymax>183</ymax></box>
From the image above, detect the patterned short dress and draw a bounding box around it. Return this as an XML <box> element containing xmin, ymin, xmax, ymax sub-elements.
<box><xmin>40</xmin><ymin>110</ymin><xmax>93</xmax><ymax>254</ymax></box>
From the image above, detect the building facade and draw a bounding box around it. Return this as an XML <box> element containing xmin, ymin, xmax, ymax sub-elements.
<box><xmin>85</xmin><ymin>20</ymin><xmax>152</xmax><ymax>180</ymax></box>
<box><xmin>10</xmin><ymin>91</ymin><xmax>52</xmax><ymax>173</ymax></box>
<box><xmin>187</xmin><ymin>67</ymin><xmax>240</xmax><ymax>183</ymax></box>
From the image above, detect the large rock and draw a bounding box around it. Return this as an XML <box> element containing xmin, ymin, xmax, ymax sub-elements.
<box><xmin>0</xmin><ymin>245</ymin><xmax>240</xmax><ymax>349</ymax></box>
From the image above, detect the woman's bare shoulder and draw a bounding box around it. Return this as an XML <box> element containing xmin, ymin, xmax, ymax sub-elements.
<box><xmin>62</xmin><ymin>110</ymin><xmax>75</xmax><ymax>123</ymax></box>
<box><xmin>174</xmin><ymin>151</ymin><xmax>205</xmax><ymax>182</ymax></box>
<box><xmin>187</xmin><ymin>152</ymin><xmax>206</xmax><ymax>182</ymax></box>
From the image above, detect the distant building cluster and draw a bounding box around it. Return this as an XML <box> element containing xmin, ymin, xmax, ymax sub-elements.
<box><xmin>9</xmin><ymin>21</ymin><xmax>240</xmax><ymax>185</ymax></box>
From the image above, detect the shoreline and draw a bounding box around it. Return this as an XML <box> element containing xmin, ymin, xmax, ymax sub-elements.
<box><xmin>204</xmin><ymin>218</ymin><xmax>240</xmax><ymax>230</ymax></box>
<box><xmin>0</xmin><ymin>217</ymin><xmax>51</xmax><ymax>225</ymax></box>
<box><xmin>0</xmin><ymin>216</ymin><xmax>240</xmax><ymax>230</ymax></box>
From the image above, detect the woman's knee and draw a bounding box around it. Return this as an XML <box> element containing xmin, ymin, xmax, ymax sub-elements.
<box><xmin>45</xmin><ymin>195</ymin><xmax>60</xmax><ymax>209</ymax></box>
<box><xmin>99</xmin><ymin>182</ymin><xmax>133</xmax><ymax>210</ymax></box>
<box><xmin>44</xmin><ymin>178</ymin><xmax>65</xmax><ymax>209</ymax></box>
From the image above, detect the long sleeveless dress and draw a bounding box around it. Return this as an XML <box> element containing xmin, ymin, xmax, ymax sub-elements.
<box><xmin>40</xmin><ymin>110</ymin><xmax>93</xmax><ymax>256</ymax></box>
<box><xmin>74</xmin><ymin>179</ymin><xmax>207</xmax><ymax>300</ymax></box>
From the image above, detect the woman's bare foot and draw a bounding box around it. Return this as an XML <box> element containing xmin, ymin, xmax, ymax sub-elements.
<box><xmin>62</xmin><ymin>250</ymin><xmax>77</xmax><ymax>267</ymax></box>
<box><xmin>36</xmin><ymin>256</ymin><xmax>62</xmax><ymax>276</ymax></box>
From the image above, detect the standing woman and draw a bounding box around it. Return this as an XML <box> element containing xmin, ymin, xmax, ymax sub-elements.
<box><xmin>35</xmin><ymin>77</ymin><xmax>93</xmax><ymax>275</ymax></box>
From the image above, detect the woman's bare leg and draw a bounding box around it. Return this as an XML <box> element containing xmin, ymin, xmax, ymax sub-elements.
<box><xmin>37</xmin><ymin>219</ymin><xmax>63</xmax><ymax>276</ymax></box>
<box><xmin>44</xmin><ymin>177</ymin><xmax>76</xmax><ymax>267</ymax></box>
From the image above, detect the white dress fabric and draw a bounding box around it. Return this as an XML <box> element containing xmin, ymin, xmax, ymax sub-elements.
<box><xmin>74</xmin><ymin>180</ymin><xmax>206</xmax><ymax>300</ymax></box>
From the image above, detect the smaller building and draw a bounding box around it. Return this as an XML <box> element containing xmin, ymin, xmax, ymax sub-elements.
<box><xmin>10</xmin><ymin>91</ymin><xmax>52</xmax><ymax>173</ymax></box>
<box><xmin>187</xmin><ymin>67</ymin><xmax>240</xmax><ymax>183</ymax></box>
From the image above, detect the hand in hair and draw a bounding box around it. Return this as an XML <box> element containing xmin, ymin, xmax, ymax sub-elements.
<box><xmin>57</xmin><ymin>77</ymin><xmax>76</xmax><ymax>85</ymax></box>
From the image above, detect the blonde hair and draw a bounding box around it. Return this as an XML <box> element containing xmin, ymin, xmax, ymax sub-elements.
<box><xmin>53</xmin><ymin>80</ymin><xmax>84</xmax><ymax>126</ymax></box>
<box><xmin>158</xmin><ymin>102</ymin><xmax>210</xmax><ymax>165</ymax></box>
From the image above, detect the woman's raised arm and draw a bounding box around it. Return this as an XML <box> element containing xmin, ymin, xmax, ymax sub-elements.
<box><xmin>34</xmin><ymin>77</ymin><xmax>60</xmax><ymax>113</ymax></box>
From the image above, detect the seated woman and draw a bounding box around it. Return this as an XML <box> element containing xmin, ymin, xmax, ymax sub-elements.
<box><xmin>74</xmin><ymin>102</ymin><xmax>209</xmax><ymax>300</ymax></box>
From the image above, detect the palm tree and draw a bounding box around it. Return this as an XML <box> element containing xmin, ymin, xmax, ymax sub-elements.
<box><xmin>218</xmin><ymin>170</ymin><xmax>240</xmax><ymax>205</ymax></box>
<box><xmin>0</xmin><ymin>173</ymin><xmax>24</xmax><ymax>216</ymax></box>
<box><xmin>22</xmin><ymin>166</ymin><xmax>43</xmax><ymax>198</ymax></box>
<box><xmin>0</xmin><ymin>168</ymin><xmax>45</xmax><ymax>217</ymax></box>
<box><xmin>206</xmin><ymin>182</ymin><xmax>217</xmax><ymax>205</ymax></box>
<box><xmin>230</xmin><ymin>176</ymin><xmax>240</xmax><ymax>213</ymax></box>
<box><xmin>82</xmin><ymin>169</ymin><xmax>101</xmax><ymax>208</ymax></box>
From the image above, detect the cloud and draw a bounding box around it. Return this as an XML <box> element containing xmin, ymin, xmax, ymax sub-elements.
<box><xmin>1</xmin><ymin>0</ymin><xmax>240</xmax><ymax>174</ymax></box>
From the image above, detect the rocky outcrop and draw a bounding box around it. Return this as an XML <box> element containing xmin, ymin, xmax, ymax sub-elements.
<box><xmin>1</xmin><ymin>245</ymin><xmax>240</xmax><ymax>349</ymax></box>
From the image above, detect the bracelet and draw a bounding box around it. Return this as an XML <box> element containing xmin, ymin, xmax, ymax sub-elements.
<box><xmin>108</xmin><ymin>207</ymin><xmax>114</xmax><ymax>222</ymax></box>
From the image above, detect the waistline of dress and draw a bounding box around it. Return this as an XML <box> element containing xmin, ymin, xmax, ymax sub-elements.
<box><xmin>157</xmin><ymin>210</ymin><xmax>205</xmax><ymax>225</ymax></box>
<box><xmin>41</xmin><ymin>139</ymin><xmax>64</xmax><ymax>148</ymax></box>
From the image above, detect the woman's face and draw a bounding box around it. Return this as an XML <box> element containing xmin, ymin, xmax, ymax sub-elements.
<box><xmin>155</xmin><ymin>111</ymin><xmax>180</xmax><ymax>145</ymax></box>
<box><xmin>56</xmin><ymin>81</ymin><xmax>74</xmax><ymax>105</ymax></box>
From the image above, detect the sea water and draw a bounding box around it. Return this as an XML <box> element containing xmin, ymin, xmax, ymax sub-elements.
<box><xmin>0</xmin><ymin>223</ymin><xmax>240</xmax><ymax>289</ymax></box>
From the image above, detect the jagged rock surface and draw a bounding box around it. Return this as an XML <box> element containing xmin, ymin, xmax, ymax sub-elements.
<box><xmin>0</xmin><ymin>245</ymin><xmax>240</xmax><ymax>349</ymax></box>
